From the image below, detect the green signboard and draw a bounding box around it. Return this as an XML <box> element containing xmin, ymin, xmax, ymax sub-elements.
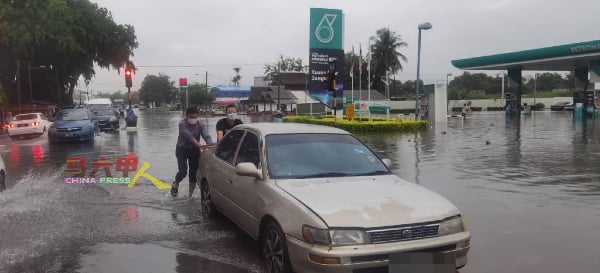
<box><xmin>309</xmin><ymin>8</ymin><xmax>343</xmax><ymax>49</ymax></box>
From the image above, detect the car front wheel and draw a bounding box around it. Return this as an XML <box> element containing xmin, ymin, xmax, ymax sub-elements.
<box><xmin>262</xmin><ymin>222</ymin><xmax>293</xmax><ymax>273</ymax></box>
<box><xmin>200</xmin><ymin>180</ymin><xmax>216</xmax><ymax>218</ymax></box>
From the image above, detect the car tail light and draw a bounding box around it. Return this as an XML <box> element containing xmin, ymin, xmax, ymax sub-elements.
<box><xmin>32</xmin><ymin>121</ymin><xmax>39</xmax><ymax>126</ymax></box>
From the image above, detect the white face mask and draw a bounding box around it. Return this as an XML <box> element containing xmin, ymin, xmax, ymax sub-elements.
<box><xmin>187</xmin><ymin>118</ymin><xmax>198</xmax><ymax>125</ymax></box>
<box><xmin>227</xmin><ymin>113</ymin><xmax>238</xmax><ymax>120</ymax></box>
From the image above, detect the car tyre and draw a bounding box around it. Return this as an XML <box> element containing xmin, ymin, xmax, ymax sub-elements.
<box><xmin>200</xmin><ymin>180</ymin><xmax>216</xmax><ymax>219</ymax></box>
<box><xmin>261</xmin><ymin>221</ymin><xmax>293</xmax><ymax>273</ymax></box>
<box><xmin>0</xmin><ymin>171</ymin><xmax>5</xmax><ymax>192</ymax></box>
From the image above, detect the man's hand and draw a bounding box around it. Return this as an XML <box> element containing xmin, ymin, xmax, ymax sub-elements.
<box><xmin>199</xmin><ymin>144</ymin><xmax>216</xmax><ymax>151</ymax></box>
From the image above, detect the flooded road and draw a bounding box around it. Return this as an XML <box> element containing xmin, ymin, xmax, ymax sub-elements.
<box><xmin>0</xmin><ymin>110</ymin><xmax>599</xmax><ymax>273</ymax></box>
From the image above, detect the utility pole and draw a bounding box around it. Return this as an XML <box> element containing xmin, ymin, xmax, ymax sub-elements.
<box><xmin>534</xmin><ymin>73</ymin><xmax>538</xmax><ymax>105</ymax></box>
<box><xmin>205</xmin><ymin>71</ymin><xmax>208</xmax><ymax>89</ymax></box>
<box><xmin>16</xmin><ymin>59</ymin><xmax>21</xmax><ymax>113</ymax></box>
<box><xmin>28</xmin><ymin>61</ymin><xmax>33</xmax><ymax>104</ymax></box>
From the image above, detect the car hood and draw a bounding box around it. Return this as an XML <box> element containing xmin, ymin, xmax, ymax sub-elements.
<box><xmin>276</xmin><ymin>175</ymin><xmax>460</xmax><ymax>228</ymax></box>
<box><xmin>53</xmin><ymin>120</ymin><xmax>92</xmax><ymax>128</ymax></box>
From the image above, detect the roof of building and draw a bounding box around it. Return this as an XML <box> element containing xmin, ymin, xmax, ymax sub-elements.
<box><xmin>343</xmin><ymin>89</ymin><xmax>385</xmax><ymax>100</ymax></box>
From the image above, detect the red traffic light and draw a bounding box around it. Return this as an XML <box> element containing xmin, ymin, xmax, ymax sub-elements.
<box><xmin>125</xmin><ymin>68</ymin><xmax>133</xmax><ymax>88</ymax></box>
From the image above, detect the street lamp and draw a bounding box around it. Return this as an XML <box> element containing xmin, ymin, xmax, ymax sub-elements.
<box><xmin>415</xmin><ymin>22</ymin><xmax>432</xmax><ymax>120</ymax></box>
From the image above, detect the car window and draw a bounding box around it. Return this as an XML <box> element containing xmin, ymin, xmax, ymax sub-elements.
<box><xmin>14</xmin><ymin>114</ymin><xmax>38</xmax><ymax>121</ymax></box>
<box><xmin>216</xmin><ymin>130</ymin><xmax>245</xmax><ymax>165</ymax></box>
<box><xmin>236</xmin><ymin>132</ymin><xmax>260</xmax><ymax>168</ymax></box>
<box><xmin>55</xmin><ymin>110</ymin><xmax>90</xmax><ymax>121</ymax></box>
<box><xmin>92</xmin><ymin>109</ymin><xmax>115</xmax><ymax>116</ymax></box>
<box><xmin>266</xmin><ymin>133</ymin><xmax>390</xmax><ymax>179</ymax></box>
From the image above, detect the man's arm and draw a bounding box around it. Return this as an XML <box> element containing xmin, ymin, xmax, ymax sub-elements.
<box><xmin>200</xmin><ymin>122</ymin><xmax>214</xmax><ymax>145</ymax></box>
<box><xmin>216</xmin><ymin>119</ymin><xmax>225</xmax><ymax>142</ymax></box>
<box><xmin>179</xmin><ymin>122</ymin><xmax>202</xmax><ymax>148</ymax></box>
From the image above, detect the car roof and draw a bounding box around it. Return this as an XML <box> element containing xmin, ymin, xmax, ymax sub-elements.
<box><xmin>60</xmin><ymin>108</ymin><xmax>88</xmax><ymax>112</ymax></box>
<box><xmin>15</xmin><ymin>113</ymin><xmax>41</xmax><ymax>116</ymax></box>
<box><xmin>85</xmin><ymin>98</ymin><xmax>112</xmax><ymax>104</ymax></box>
<box><xmin>234</xmin><ymin>123</ymin><xmax>350</xmax><ymax>136</ymax></box>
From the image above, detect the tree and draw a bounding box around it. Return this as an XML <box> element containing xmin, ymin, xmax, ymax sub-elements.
<box><xmin>139</xmin><ymin>74</ymin><xmax>177</xmax><ymax>106</ymax></box>
<box><xmin>187</xmin><ymin>83</ymin><xmax>214</xmax><ymax>106</ymax></box>
<box><xmin>232</xmin><ymin>67</ymin><xmax>242</xmax><ymax>86</ymax></box>
<box><xmin>263</xmin><ymin>55</ymin><xmax>307</xmax><ymax>81</ymax></box>
<box><xmin>449</xmin><ymin>72</ymin><xmax>500</xmax><ymax>94</ymax></box>
<box><xmin>370</xmin><ymin>28</ymin><xmax>408</xmax><ymax>92</ymax></box>
<box><xmin>0</xmin><ymin>0</ymin><xmax>137</xmax><ymax>106</ymax></box>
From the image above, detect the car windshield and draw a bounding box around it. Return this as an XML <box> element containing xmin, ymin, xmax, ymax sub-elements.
<box><xmin>266</xmin><ymin>133</ymin><xmax>390</xmax><ymax>179</ymax></box>
<box><xmin>92</xmin><ymin>109</ymin><xmax>114</xmax><ymax>116</ymax></box>
<box><xmin>14</xmin><ymin>114</ymin><xmax>38</xmax><ymax>121</ymax></box>
<box><xmin>55</xmin><ymin>110</ymin><xmax>89</xmax><ymax>121</ymax></box>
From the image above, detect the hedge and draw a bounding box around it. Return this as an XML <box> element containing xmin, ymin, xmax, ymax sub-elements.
<box><xmin>283</xmin><ymin>116</ymin><xmax>428</xmax><ymax>133</ymax></box>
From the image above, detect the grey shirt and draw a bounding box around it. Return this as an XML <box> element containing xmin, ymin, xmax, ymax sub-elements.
<box><xmin>177</xmin><ymin>119</ymin><xmax>214</xmax><ymax>150</ymax></box>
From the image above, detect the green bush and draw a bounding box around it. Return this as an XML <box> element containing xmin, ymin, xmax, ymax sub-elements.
<box><xmin>532</xmin><ymin>102</ymin><xmax>545</xmax><ymax>110</ymax></box>
<box><xmin>283</xmin><ymin>116</ymin><xmax>428</xmax><ymax>133</ymax></box>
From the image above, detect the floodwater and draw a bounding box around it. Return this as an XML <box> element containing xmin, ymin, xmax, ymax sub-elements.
<box><xmin>0</xmin><ymin>110</ymin><xmax>598</xmax><ymax>273</ymax></box>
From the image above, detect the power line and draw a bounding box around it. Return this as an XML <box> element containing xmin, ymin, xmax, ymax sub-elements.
<box><xmin>135</xmin><ymin>63</ymin><xmax>265</xmax><ymax>68</ymax></box>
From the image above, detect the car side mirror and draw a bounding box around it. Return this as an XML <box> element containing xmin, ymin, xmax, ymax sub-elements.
<box><xmin>382</xmin><ymin>159</ymin><xmax>392</xmax><ymax>168</ymax></box>
<box><xmin>236</xmin><ymin>162</ymin><xmax>263</xmax><ymax>179</ymax></box>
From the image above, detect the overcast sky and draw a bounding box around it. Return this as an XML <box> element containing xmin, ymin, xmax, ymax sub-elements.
<box><xmin>87</xmin><ymin>0</ymin><xmax>600</xmax><ymax>93</ymax></box>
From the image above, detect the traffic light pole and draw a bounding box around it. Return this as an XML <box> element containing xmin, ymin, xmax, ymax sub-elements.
<box><xmin>128</xmin><ymin>87</ymin><xmax>132</xmax><ymax>109</ymax></box>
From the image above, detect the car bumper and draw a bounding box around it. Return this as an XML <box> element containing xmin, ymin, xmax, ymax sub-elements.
<box><xmin>286</xmin><ymin>232</ymin><xmax>470</xmax><ymax>273</ymax></box>
<box><xmin>49</xmin><ymin>130</ymin><xmax>94</xmax><ymax>142</ymax></box>
<box><xmin>98</xmin><ymin>121</ymin><xmax>118</xmax><ymax>130</ymax></box>
<box><xmin>8</xmin><ymin>126</ymin><xmax>44</xmax><ymax>136</ymax></box>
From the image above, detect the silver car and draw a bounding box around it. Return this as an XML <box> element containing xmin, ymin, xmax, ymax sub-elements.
<box><xmin>199</xmin><ymin>123</ymin><xmax>470</xmax><ymax>273</ymax></box>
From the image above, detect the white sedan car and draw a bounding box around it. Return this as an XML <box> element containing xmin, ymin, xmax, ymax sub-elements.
<box><xmin>7</xmin><ymin>113</ymin><xmax>51</xmax><ymax>139</ymax></box>
<box><xmin>199</xmin><ymin>123</ymin><xmax>470</xmax><ymax>273</ymax></box>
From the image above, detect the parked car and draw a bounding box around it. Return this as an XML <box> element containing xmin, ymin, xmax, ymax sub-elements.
<box><xmin>198</xmin><ymin>123</ymin><xmax>470</xmax><ymax>273</ymax></box>
<box><xmin>48</xmin><ymin>108</ymin><xmax>99</xmax><ymax>143</ymax></box>
<box><xmin>550</xmin><ymin>101</ymin><xmax>570</xmax><ymax>111</ymax></box>
<box><xmin>91</xmin><ymin>107</ymin><xmax>120</xmax><ymax>132</ymax></box>
<box><xmin>6</xmin><ymin>113</ymin><xmax>51</xmax><ymax>139</ymax></box>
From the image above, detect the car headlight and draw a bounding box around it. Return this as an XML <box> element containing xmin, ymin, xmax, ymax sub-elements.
<box><xmin>330</xmin><ymin>229</ymin><xmax>371</xmax><ymax>246</ymax></box>
<box><xmin>109</xmin><ymin>117</ymin><xmax>117</xmax><ymax>122</ymax></box>
<box><xmin>302</xmin><ymin>225</ymin><xmax>330</xmax><ymax>245</ymax></box>
<box><xmin>438</xmin><ymin>215</ymin><xmax>465</xmax><ymax>236</ymax></box>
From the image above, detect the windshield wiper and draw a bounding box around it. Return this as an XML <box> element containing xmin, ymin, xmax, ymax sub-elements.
<box><xmin>297</xmin><ymin>172</ymin><xmax>350</xmax><ymax>179</ymax></box>
<box><xmin>352</xmin><ymin>170</ymin><xmax>390</xmax><ymax>176</ymax></box>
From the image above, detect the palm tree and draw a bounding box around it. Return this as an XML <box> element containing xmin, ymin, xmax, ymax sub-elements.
<box><xmin>370</xmin><ymin>28</ymin><xmax>408</xmax><ymax>92</ymax></box>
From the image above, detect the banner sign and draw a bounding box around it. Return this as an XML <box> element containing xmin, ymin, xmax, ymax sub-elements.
<box><xmin>309</xmin><ymin>8</ymin><xmax>344</xmax><ymax>110</ymax></box>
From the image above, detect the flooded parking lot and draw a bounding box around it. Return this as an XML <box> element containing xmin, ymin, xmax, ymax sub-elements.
<box><xmin>0</xmin><ymin>110</ymin><xmax>599</xmax><ymax>273</ymax></box>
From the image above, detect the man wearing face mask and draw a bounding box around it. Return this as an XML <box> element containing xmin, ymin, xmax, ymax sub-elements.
<box><xmin>216</xmin><ymin>104</ymin><xmax>243</xmax><ymax>142</ymax></box>
<box><xmin>171</xmin><ymin>107</ymin><xmax>214</xmax><ymax>198</ymax></box>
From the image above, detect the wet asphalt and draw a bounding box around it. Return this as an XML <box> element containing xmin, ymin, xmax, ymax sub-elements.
<box><xmin>0</xmin><ymin>110</ymin><xmax>599</xmax><ymax>273</ymax></box>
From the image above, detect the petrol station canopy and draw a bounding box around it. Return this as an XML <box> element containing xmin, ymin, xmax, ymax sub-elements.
<box><xmin>452</xmin><ymin>40</ymin><xmax>600</xmax><ymax>71</ymax></box>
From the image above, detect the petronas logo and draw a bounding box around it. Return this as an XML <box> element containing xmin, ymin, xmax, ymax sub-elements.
<box><xmin>315</xmin><ymin>14</ymin><xmax>337</xmax><ymax>44</ymax></box>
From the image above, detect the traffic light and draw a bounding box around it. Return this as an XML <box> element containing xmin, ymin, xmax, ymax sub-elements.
<box><xmin>325</xmin><ymin>70</ymin><xmax>337</xmax><ymax>92</ymax></box>
<box><xmin>125</xmin><ymin>68</ymin><xmax>133</xmax><ymax>88</ymax></box>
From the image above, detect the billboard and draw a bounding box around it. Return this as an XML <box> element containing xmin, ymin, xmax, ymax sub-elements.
<box><xmin>309</xmin><ymin>8</ymin><xmax>344</xmax><ymax>110</ymax></box>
